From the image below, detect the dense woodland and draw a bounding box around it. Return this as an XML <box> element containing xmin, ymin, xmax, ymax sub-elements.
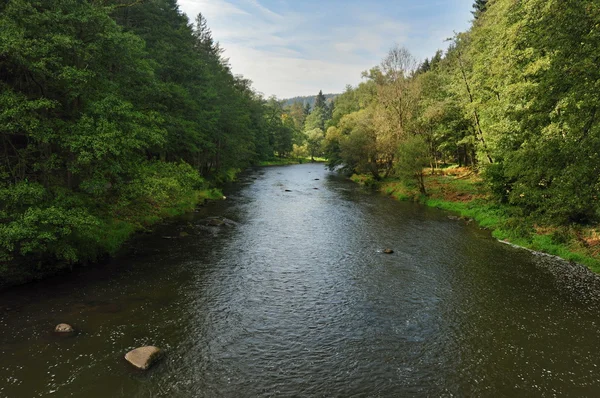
<box><xmin>1</xmin><ymin>0</ymin><xmax>599</xmax><ymax>278</ymax></box>
<box><xmin>316</xmin><ymin>0</ymin><xmax>600</xmax><ymax>227</ymax></box>
<box><xmin>0</xmin><ymin>0</ymin><xmax>311</xmax><ymax>275</ymax></box>
<box><xmin>281</xmin><ymin>93</ymin><xmax>337</xmax><ymax>109</ymax></box>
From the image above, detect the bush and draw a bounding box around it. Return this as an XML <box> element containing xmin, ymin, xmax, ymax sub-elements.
<box><xmin>0</xmin><ymin>161</ymin><xmax>208</xmax><ymax>266</ymax></box>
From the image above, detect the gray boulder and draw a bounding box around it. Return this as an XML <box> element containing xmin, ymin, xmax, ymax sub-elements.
<box><xmin>125</xmin><ymin>346</ymin><xmax>163</xmax><ymax>370</ymax></box>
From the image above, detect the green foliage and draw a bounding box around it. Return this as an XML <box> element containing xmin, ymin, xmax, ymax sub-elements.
<box><xmin>395</xmin><ymin>135</ymin><xmax>429</xmax><ymax>194</ymax></box>
<box><xmin>305</xmin><ymin>128</ymin><xmax>324</xmax><ymax>160</ymax></box>
<box><xmin>0</xmin><ymin>0</ymin><xmax>281</xmax><ymax>280</ymax></box>
<box><xmin>472</xmin><ymin>0</ymin><xmax>488</xmax><ymax>19</ymax></box>
<box><xmin>304</xmin><ymin>105</ymin><xmax>326</xmax><ymax>131</ymax></box>
<box><xmin>119</xmin><ymin>161</ymin><xmax>205</xmax><ymax>211</ymax></box>
<box><xmin>464</xmin><ymin>0</ymin><xmax>600</xmax><ymax>223</ymax></box>
<box><xmin>0</xmin><ymin>195</ymin><xmax>101</xmax><ymax>264</ymax></box>
<box><xmin>325</xmin><ymin>109</ymin><xmax>380</xmax><ymax>178</ymax></box>
<box><xmin>328</xmin><ymin>0</ymin><xmax>600</xmax><ymax>233</ymax></box>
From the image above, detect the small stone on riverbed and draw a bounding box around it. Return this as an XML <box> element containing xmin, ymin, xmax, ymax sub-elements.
<box><xmin>383</xmin><ymin>249</ymin><xmax>394</xmax><ymax>254</ymax></box>
<box><xmin>125</xmin><ymin>346</ymin><xmax>163</xmax><ymax>370</ymax></box>
<box><xmin>207</xmin><ymin>218</ymin><xmax>225</xmax><ymax>227</ymax></box>
<box><xmin>55</xmin><ymin>323</ymin><xmax>74</xmax><ymax>333</ymax></box>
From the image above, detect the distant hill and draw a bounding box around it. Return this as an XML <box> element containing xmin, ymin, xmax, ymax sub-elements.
<box><xmin>281</xmin><ymin>93</ymin><xmax>339</xmax><ymax>108</ymax></box>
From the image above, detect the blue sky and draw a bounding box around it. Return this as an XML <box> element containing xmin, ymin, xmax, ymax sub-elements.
<box><xmin>177</xmin><ymin>0</ymin><xmax>473</xmax><ymax>98</ymax></box>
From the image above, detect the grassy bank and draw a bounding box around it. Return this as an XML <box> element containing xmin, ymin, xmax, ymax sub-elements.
<box><xmin>100</xmin><ymin>187</ymin><xmax>224</xmax><ymax>254</ymax></box>
<box><xmin>0</xmin><ymin>183</ymin><xmax>224</xmax><ymax>290</ymax></box>
<box><xmin>352</xmin><ymin>168</ymin><xmax>600</xmax><ymax>273</ymax></box>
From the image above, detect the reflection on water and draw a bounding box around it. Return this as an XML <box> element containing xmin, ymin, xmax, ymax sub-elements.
<box><xmin>1</xmin><ymin>163</ymin><xmax>600</xmax><ymax>397</ymax></box>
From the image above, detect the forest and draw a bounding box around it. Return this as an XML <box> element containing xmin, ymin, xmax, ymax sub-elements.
<box><xmin>1</xmin><ymin>0</ymin><xmax>599</xmax><ymax>282</ymax></box>
<box><xmin>312</xmin><ymin>0</ymin><xmax>600</xmax><ymax>268</ymax></box>
<box><xmin>281</xmin><ymin>93</ymin><xmax>337</xmax><ymax>109</ymax></box>
<box><xmin>278</xmin><ymin>0</ymin><xmax>600</xmax><ymax>268</ymax></box>
<box><xmin>0</xmin><ymin>0</ymin><xmax>311</xmax><ymax>283</ymax></box>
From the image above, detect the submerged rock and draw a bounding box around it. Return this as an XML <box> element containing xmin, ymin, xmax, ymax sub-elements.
<box><xmin>207</xmin><ymin>218</ymin><xmax>225</xmax><ymax>227</ymax></box>
<box><xmin>197</xmin><ymin>217</ymin><xmax>237</xmax><ymax>232</ymax></box>
<box><xmin>383</xmin><ymin>249</ymin><xmax>394</xmax><ymax>254</ymax></box>
<box><xmin>125</xmin><ymin>346</ymin><xmax>163</xmax><ymax>370</ymax></box>
<box><xmin>55</xmin><ymin>323</ymin><xmax>74</xmax><ymax>333</ymax></box>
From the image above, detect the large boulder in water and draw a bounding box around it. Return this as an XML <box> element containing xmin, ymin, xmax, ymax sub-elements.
<box><xmin>125</xmin><ymin>346</ymin><xmax>163</xmax><ymax>370</ymax></box>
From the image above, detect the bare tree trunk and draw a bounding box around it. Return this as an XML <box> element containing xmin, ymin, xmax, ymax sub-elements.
<box><xmin>417</xmin><ymin>172</ymin><xmax>427</xmax><ymax>195</ymax></box>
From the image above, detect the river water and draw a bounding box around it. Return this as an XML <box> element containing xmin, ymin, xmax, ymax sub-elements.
<box><xmin>1</xmin><ymin>163</ymin><xmax>600</xmax><ymax>397</ymax></box>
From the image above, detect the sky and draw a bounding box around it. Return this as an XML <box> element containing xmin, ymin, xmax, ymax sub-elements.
<box><xmin>177</xmin><ymin>0</ymin><xmax>474</xmax><ymax>99</ymax></box>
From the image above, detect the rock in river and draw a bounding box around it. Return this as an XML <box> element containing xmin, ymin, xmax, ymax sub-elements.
<box><xmin>54</xmin><ymin>323</ymin><xmax>74</xmax><ymax>333</ymax></box>
<box><xmin>207</xmin><ymin>218</ymin><xmax>225</xmax><ymax>227</ymax></box>
<box><xmin>125</xmin><ymin>346</ymin><xmax>163</xmax><ymax>370</ymax></box>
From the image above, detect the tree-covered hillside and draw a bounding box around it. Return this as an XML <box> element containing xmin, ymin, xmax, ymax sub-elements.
<box><xmin>2</xmin><ymin>0</ymin><xmax>599</xmax><ymax>282</ymax></box>
<box><xmin>281</xmin><ymin>92</ymin><xmax>338</xmax><ymax>109</ymax></box>
<box><xmin>0</xmin><ymin>0</ymin><xmax>305</xmax><ymax>283</ymax></box>
<box><xmin>289</xmin><ymin>0</ymin><xmax>600</xmax><ymax>268</ymax></box>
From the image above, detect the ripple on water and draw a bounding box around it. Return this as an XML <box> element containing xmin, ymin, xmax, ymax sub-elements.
<box><xmin>1</xmin><ymin>163</ymin><xmax>600</xmax><ymax>397</ymax></box>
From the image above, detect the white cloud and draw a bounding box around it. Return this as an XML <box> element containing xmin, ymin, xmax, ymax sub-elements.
<box><xmin>222</xmin><ymin>44</ymin><xmax>374</xmax><ymax>97</ymax></box>
<box><xmin>178</xmin><ymin>0</ymin><xmax>248</xmax><ymax>19</ymax></box>
<box><xmin>176</xmin><ymin>0</ymin><xmax>469</xmax><ymax>98</ymax></box>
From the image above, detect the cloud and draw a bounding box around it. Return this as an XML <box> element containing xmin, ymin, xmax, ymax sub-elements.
<box><xmin>176</xmin><ymin>0</ymin><xmax>471</xmax><ymax>98</ymax></box>
<box><xmin>178</xmin><ymin>0</ymin><xmax>248</xmax><ymax>19</ymax></box>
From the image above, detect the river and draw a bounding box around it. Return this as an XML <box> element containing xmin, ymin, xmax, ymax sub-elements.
<box><xmin>1</xmin><ymin>163</ymin><xmax>600</xmax><ymax>397</ymax></box>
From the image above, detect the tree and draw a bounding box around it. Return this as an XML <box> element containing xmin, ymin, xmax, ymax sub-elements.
<box><xmin>288</xmin><ymin>101</ymin><xmax>307</xmax><ymax>131</ymax></box>
<box><xmin>396</xmin><ymin>136</ymin><xmax>430</xmax><ymax>195</ymax></box>
<box><xmin>372</xmin><ymin>45</ymin><xmax>420</xmax><ymax>176</ymax></box>
<box><xmin>304</xmin><ymin>102</ymin><xmax>311</xmax><ymax>115</ymax></box>
<box><xmin>304</xmin><ymin>106</ymin><xmax>326</xmax><ymax>131</ymax></box>
<box><xmin>472</xmin><ymin>0</ymin><xmax>488</xmax><ymax>19</ymax></box>
<box><xmin>305</xmin><ymin>128</ymin><xmax>324</xmax><ymax>161</ymax></box>
<box><xmin>0</xmin><ymin>0</ymin><xmax>280</xmax><ymax>271</ymax></box>
<box><xmin>416</xmin><ymin>58</ymin><xmax>431</xmax><ymax>74</ymax></box>
<box><xmin>314</xmin><ymin>90</ymin><xmax>327</xmax><ymax>110</ymax></box>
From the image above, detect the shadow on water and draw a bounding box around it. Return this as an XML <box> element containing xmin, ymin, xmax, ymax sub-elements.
<box><xmin>1</xmin><ymin>163</ymin><xmax>600</xmax><ymax>397</ymax></box>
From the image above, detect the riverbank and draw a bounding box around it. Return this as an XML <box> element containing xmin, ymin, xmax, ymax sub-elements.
<box><xmin>258</xmin><ymin>157</ymin><xmax>326</xmax><ymax>166</ymax></box>
<box><xmin>4</xmin><ymin>162</ymin><xmax>600</xmax><ymax>397</ymax></box>
<box><xmin>0</xmin><ymin>186</ymin><xmax>224</xmax><ymax>290</ymax></box>
<box><xmin>351</xmin><ymin>168</ymin><xmax>600</xmax><ymax>273</ymax></box>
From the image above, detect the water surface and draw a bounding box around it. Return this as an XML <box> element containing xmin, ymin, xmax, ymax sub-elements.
<box><xmin>1</xmin><ymin>163</ymin><xmax>600</xmax><ymax>397</ymax></box>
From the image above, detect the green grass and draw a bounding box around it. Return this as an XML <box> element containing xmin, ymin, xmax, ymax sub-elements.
<box><xmin>101</xmin><ymin>187</ymin><xmax>224</xmax><ymax>256</ymax></box>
